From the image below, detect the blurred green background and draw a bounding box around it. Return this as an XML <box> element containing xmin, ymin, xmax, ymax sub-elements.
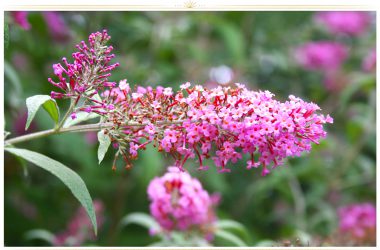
<box><xmin>4</xmin><ymin>11</ymin><xmax>376</xmax><ymax>246</ymax></box>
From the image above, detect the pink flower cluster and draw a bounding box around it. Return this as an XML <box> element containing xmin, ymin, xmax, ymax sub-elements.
<box><xmin>53</xmin><ymin>200</ymin><xmax>104</xmax><ymax>246</ymax></box>
<box><xmin>147</xmin><ymin>167</ymin><xmax>217</xmax><ymax>239</ymax></box>
<box><xmin>315</xmin><ymin>11</ymin><xmax>371</xmax><ymax>37</ymax></box>
<box><xmin>49</xmin><ymin>31</ymin><xmax>333</xmax><ymax>175</ymax></box>
<box><xmin>102</xmin><ymin>80</ymin><xmax>332</xmax><ymax>175</ymax></box>
<box><xmin>294</xmin><ymin>41</ymin><xmax>348</xmax><ymax>71</ymax></box>
<box><xmin>338</xmin><ymin>203</ymin><xmax>376</xmax><ymax>241</ymax></box>
<box><xmin>49</xmin><ymin>29</ymin><xmax>119</xmax><ymax>118</ymax></box>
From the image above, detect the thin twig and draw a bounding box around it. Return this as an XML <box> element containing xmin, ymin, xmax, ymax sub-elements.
<box><xmin>4</xmin><ymin>119</ymin><xmax>186</xmax><ymax>146</ymax></box>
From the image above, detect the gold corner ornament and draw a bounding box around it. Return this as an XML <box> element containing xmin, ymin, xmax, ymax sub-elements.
<box><xmin>184</xmin><ymin>0</ymin><xmax>197</xmax><ymax>8</ymax></box>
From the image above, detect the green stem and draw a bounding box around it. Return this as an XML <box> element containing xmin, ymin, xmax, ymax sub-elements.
<box><xmin>5</xmin><ymin>123</ymin><xmax>113</xmax><ymax>146</ymax></box>
<box><xmin>4</xmin><ymin>119</ymin><xmax>186</xmax><ymax>146</ymax></box>
<box><xmin>56</xmin><ymin>97</ymin><xmax>78</xmax><ymax>130</ymax></box>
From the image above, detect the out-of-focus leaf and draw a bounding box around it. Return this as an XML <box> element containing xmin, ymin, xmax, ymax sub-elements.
<box><xmin>216</xmin><ymin>219</ymin><xmax>250</xmax><ymax>242</ymax></box>
<box><xmin>4</xmin><ymin>23</ymin><xmax>9</xmax><ymax>49</ymax></box>
<box><xmin>119</xmin><ymin>212</ymin><xmax>160</xmax><ymax>231</ymax></box>
<box><xmin>97</xmin><ymin>130</ymin><xmax>111</xmax><ymax>164</ymax></box>
<box><xmin>148</xmin><ymin>241</ymin><xmax>170</xmax><ymax>247</ymax></box>
<box><xmin>340</xmin><ymin>74</ymin><xmax>375</xmax><ymax>111</ymax></box>
<box><xmin>346</xmin><ymin>120</ymin><xmax>363</xmax><ymax>143</ymax></box>
<box><xmin>170</xmin><ymin>232</ymin><xmax>188</xmax><ymax>245</ymax></box>
<box><xmin>25</xmin><ymin>95</ymin><xmax>60</xmax><ymax>130</ymax></box>
<box><xmin>356</xmin><ymin>155</ymin><xmax>375</xmax><ymax>178</ymax></box>
<box><xmin>255</xmin><ymin>240</ymin><xmax>277</xmax><ymax>247</ymax></box>
<box><xmin>214</xmin><ymin>21</ymin><xmax>246</xmax><ymax>65</ymax></box>
<box><xmin>294</xmin><ymin>230</ymin><xmax>312</xmax><ymax>246</ymax></box>
<box><xmin>214</xmin><ymin>229</ymin><xmax>246</xmax><ymax>246</ymax></box>
<box><xmin>24</xmin><ymin>229</ymin><xmax>55</xmax><ymax>244</ymax></box>
<box><xmin>4</xmin><ymin>61</ymin><xmax>23</xmax><ymax>107</ymax></box>
<box><xmin>5</xmin><ymin>147</ymin><xmax>97</xmax><ymax>235</ymax></box>
<box><xmin>63</xmin><ymin>112</ymin><xmax>99</xmax><ymax>128</ymax></box>
<box><xmin>309</xmin><ymin>203</ymin><xmax>336</xmax><ymax>233</ymax></box>
<box><xmin>4</xmin><ymin>62</ymin><xmax>21</xmax><ymax>94</ymax></box>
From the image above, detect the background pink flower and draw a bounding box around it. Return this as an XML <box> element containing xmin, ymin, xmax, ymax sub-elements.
<box><xmin>294</xmin><ymin>41</ymin><xmax>348</xmax><ymax>71</ymax></box>
<box><xmin>362</xmin><ymin>49</ymin><xmax>376</xmax><ymax>72</ymax></box>
<box><xmin>147</xmin><ymin>167</ymin><xmax>217</xmax><ymax>239</ymax></box>
<box><xmin>53</xmin><ymin>200</ymin><xmax>105</xmax><ymax>246</ymax></box>
<box><xmin>338</xmin><ymin>203</ymin><xmax>376</xmax><ymax>241</ymax></box>
<box><xmin>11</xmin><ymin>11</ymin><xmax>31</xmax><ymax>30</ymax></box>
<box><xmin>314</xmin><ymin>11</ymin><xmax>371</xmax><ymax>36</ymax></box>
<box><xmin>42</xmin><ymin>12</ymin><xmax>71</xmax><ymax>43</ymax></box>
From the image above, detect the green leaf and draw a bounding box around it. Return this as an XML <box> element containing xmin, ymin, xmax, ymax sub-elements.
<box><xmin>5</xmin><ymin>147</ymin><xmax>97</xmax><ymax>235</ymax></box>
<box><xmin>339</xmin><ymin>74</ymin><xmax>375</xmax><ymax>111</ymax></box>
<box><xmin>148</xmin><ymin>241</ymin><xmax>171</xmax><ymax>247</ymax></box>
<box><xmin>119</xmin><ymin>212</ymin><xmax>160</xmax><ymax>231</ymax></box>
<box><xmin>214</xmin><ymin>229</ymin><xmax>247</xmax><ymax>246</ymax></box>
<box><xmin>25</xmin><ymin>95</ymin><xmax>60</xmax><ymax>130</ymax></box>
<box><xmin>63</xmin><ymin>112</ymin><xmax>100</xmax><ymax>128</ymax></box>
<box><xmin>24</xmin><ymin>229</ymin><xmax>55</xmax><ymax>244</ymax></box>
<box><xmin>214</xmin><ymin>21</ymin><xmax>246</xmax><ymax>65</ymax></box>
<box><xmin>216</xmin><ymin>219</ymin><xmax>250</xmax><ymax>242</ymax></box>
<box><xmin>5</xmin><ymin>61</ymin><xmax>23</xmax><ymax>107</ymax></box>
<box><xmin>255</xmin><ymin>240</ymin><xmax>277</xmax><ymax>247</ymax></box>
<box><xmin>4</xmin><ymin>61</ymin><xmax>22</xmax><ymax>94</ymax></box>
<box><xmin>97</xmin><ymin>130</ymin><xmax>111</xmax><ymax>164</ymax></box>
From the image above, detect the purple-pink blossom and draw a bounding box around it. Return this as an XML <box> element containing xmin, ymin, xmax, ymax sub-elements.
<box><xmin>314</xmin><ymin>11</ymin><xmax>371</xmax><ymax>37</ymax></box>
<box><xmin>49</xmin><ymin>29</ymin><xmax>118</xmax><ymax>99</ymax></box>
<box><xmin>338</xmin><ymin>203</ymin><xmax>376</xmax><ymax>241</ymax></box>
<box><xmin>42</xmin><ymin>12</ymin><xmax>71</xmax><ymax>43</ymax></box>
<box><xmin>147</xmin><ymin>167</ymin><xmax>217</xmax><ymax>239</ymax></box>
<box><xmin>100</xmin><ymin>82</ymin><xmax>333</xmax><ymax>176</ymax></box>
<box><xmin>11</xmin><ymin>11</ymin><xmax>31</xmax><ymax>30</ymax></box>
<box><xmin>53</xmin><ymin>200</ymin><xmax>104</xmax><ymax>246</ymax></box>
<box><xmin>294</xmin><ymin>41</ymin><xmax>348</xmax><ymax>71</ymax></box>
<box><xmin>362</xmin><ymin>49</ymin><xmax>376</xmax><ymax>72</ymax></box>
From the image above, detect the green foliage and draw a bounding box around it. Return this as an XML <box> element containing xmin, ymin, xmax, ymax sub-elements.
<box><xmin>120</xmin><ymin>212</ymin><xmax>249</xmax><ymax>247</ymax></box>
<box><xmin>25</xmin><ymin>95</ymin><xmax>60</xmax><ymax>130</ymax></box>
<box><xmin>4</xmin><ymin>61</ymin><xmax>23</xmax><ymax>108</ymax></box>
<box><xmin>214</xmin><ymin>229</ymin><xmax>247</xmax><ymax>246</ymax></box>
<box><xmin>215</xmin><ymin>219</ymin><xmax>250</xmax><ymax>243</ymax></box>
<box><xmin>24</xmin><ymin>229</ymin><xmax>55</xmax><ymax>244</ymax></box>
<box><xmin>5</xmin><ymin>147</ymin><xmax>98</xmax><ymax>235</ymax></box>
<box><xmin>97</xmin><ymin>130</ymin><xmax>111</xmax><ymax>164</ymax></box>
<box><xmin>119</xmin><ymin>212</ymin><xmax>160</xmax><ymax>232</ymax></box>
<box><xmin>4</xmin><ymin>23</ymin><xmax>9</xmax><ymax>49</ymax></box>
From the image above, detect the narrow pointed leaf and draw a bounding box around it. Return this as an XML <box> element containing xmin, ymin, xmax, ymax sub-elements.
<box><xmin>5</xmin><ymin>147</ymin><xmax>97</xmax><ymax>235</ymax></box>
<box><xmin>97</xmin><ymin>130</ymin><xmax>111</xmax><ymax>164</ymax></box>
<box><xmin>26</xmin><ymin>95</ymin><xmax>60</xmax><ymax>130</ymax></box>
